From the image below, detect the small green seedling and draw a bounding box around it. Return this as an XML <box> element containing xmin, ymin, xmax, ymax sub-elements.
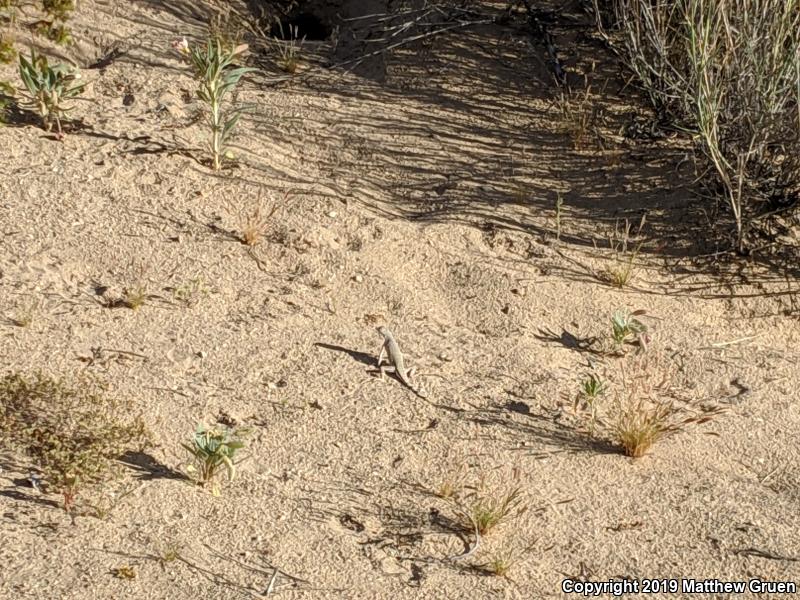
<box><xmin>183</xmin><ymin>424</ymin><xmax>249</xmax><ymax>492</ymax></box>
<box><xmin>580</xmin><ymin>372</ymin><xmax>605</xmax><ymax>399</ymax></box>
<box><xmin>18</xmin><ymin>49</ymin><xmax>85</xmax><ymax>135</ymax></box>
<box><xmin>611</xmin><ymin>308</ymin><xmax>648</xmax><ymax>350</ymax></box>
<box><xmin>174</xmin><ymin>37</ymin><xmax>255</xmax><ymax>170</ymax></box>
<box><xmin>576</xmin><ymin>372</ymin><xmax>606</xmax><ymax>436</ymax></box>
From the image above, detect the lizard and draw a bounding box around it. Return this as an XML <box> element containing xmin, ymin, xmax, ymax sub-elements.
<box><xmin>375</xmin><ymin>326</ymin><xmax>428</xmax><ymax>398</ymax></box>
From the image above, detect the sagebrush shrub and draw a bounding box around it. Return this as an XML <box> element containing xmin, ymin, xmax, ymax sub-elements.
<box><xmin>595</xmin><ymin>0</ymin><xmax>800</xmax><ymax>251</ymax></box>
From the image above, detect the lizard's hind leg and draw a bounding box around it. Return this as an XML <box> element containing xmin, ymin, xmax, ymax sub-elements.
<box><xmin>378</xmin><ymin>365</ymin><xmax>396</xmax><ymax>381</ymax></box>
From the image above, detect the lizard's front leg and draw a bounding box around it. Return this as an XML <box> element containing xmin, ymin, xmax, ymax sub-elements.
<box><xmin>377</xmin><ymin>345</ymin><xmax>387</xmax><ymax>367</ymax></box>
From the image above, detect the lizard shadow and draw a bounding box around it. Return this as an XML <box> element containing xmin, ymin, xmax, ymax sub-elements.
<box><xmin>468</xmin><ymin>403</ymin><xmax>618</xmax><ymax>456</ymax></box>
<box><xmin>314</xmin><ymin>342</ymin><xmax>376</xmax><ymax>367</ymax></box>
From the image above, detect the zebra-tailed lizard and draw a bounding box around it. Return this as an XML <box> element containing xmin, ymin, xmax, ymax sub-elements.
<box><xmin>375</xmin><ymin>326</ymin><xmax>428</xmax><ymax>398</ymax></box>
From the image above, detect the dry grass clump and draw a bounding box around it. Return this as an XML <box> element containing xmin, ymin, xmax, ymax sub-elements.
<box><xmin>0</xmin><ymin>372</ymin><xmax>149</xmax><ymax>513</ymax></box>
<box><xmin>554</xmin><ymin>83</ymin><xmax>598</xmax><ymax>150</ymax></box>
<box><xmin>435</xmin><ymin>463</ymin><xmax>466</xmax><ymax>500</ymax></box>
<box><xmin>573</xmin><ymin>351</ymin><xmax>725</xmax><ymax>458</ymax></box>
<box><xmin>432</xmin><ymin>467</ymin><xmax>530</xmax><ymax>575</ymax></box>
<box><xmin>610</xmin><ymin>396</ymin><xmax>681</xmax><ymax>458</ymax></box>
<box><xmin>601</xmin><ymin>218</ymin><xmax>644</xmax><ymax>288</ymax></box>
<box><xmin>271</xmin><ymin>23</ymin><xmax>305</xmax><ymax>74</ymax></box>
<box><xmin>240</xmin><ymin>204</ymin><xmax>277</xmax><ymax>246</ymax></box>
<box><xmin>465</xmin><ymin>485</ymin><xmax>525</xmax><ymax>536</ymax></box>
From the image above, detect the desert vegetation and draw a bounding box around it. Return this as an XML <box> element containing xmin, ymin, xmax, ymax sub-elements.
<box><xmin>594</xmin><ymin>0</ymin><xmax>800</xmax><ymax>252</ymax></box>
<box><xmin>0</xmin><ymin>372</ymin><xmax>149</xmax><ymax>514</ymax></box>
<box><xmin>0</xmin><ymin>0</ymin><xmax>797</xmax><ymax>598</ymax></box>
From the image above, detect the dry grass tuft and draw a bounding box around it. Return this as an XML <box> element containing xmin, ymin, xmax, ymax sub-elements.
<box><xmin>240</xmin><ymin>204</ymin><xmax>277</xmax><ymax>246</ymax></box>
<box><xmin>464</xmin><ymin>483</ymin><xmax>525</xmax><ymax>536</ymax></box>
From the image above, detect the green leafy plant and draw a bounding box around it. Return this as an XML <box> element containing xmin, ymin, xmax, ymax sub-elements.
<box><xmin>0</xmin><ymin>372</ymin><xmax>150</xmax><ymax>513</ymax></box>
<box><xmin>183</xmin><ymin>424</ymin><xmax>249</xmax><ymax>491</ymax></box>
<box><xmin>41</xmin><ymin>0</ymin><xmax>74</xmax><ymax>21</ymax></box>
<box><xmin>174</xmin><ymin>37</ymin><xmax>254</xmax><ymax>170</ymax></box>
<box><xmin>18</xmin><ymin>49</ymin><xmax>85</xmax><ymax>135</ymax></box>
<box><xmin>0</xmin><ymin>80</ymin><xmax>13</xmax><ymax>123</ymax></box>
<box><xmin>0</xmin><ymin>34</ymin><xmax>16</xmax><ymax>63</ymax></box>
<box><xmin>610</xmin><ymin>308</ymin><xmax>648</xmax><ymax>350</ymax></box>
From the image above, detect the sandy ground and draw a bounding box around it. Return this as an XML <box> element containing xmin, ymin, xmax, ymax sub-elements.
<box><xmin>1</xmin><ymin>1</ymin><xmax>799</xmax><ymax>598</ymax></box>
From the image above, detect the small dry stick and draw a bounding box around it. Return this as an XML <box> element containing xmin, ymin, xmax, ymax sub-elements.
<box><xmin>555</xmin><ymin>193</ymin><xmax>564</xmax><ymax>242</ymax></box>
<box><xmin>701</xmin><ymin>334</ymin><xmax>763</xmax><ymax>350</ymax></box>
<box><xmin>449</xmin><ymin>504</ymin><xmax>481</xmax><ymax>562</ymax></box>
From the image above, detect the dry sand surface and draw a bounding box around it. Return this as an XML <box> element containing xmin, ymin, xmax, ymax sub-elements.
<box><xmin>1</xmin><ymin>1</ymin><xmax>799</xmax><ymax>598</ymax></box>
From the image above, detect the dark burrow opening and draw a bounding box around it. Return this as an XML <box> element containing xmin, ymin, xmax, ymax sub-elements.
<box><xmin>271</xmin><ymin>12</ymin><xmax>333</xmax><ymax>40</ymax></box>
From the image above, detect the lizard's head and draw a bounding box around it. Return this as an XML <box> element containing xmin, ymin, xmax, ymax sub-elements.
<box><xmin>376</xmin><ymin>326</ymin><xmax>389</xmax><ymax>337</ymax></box>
